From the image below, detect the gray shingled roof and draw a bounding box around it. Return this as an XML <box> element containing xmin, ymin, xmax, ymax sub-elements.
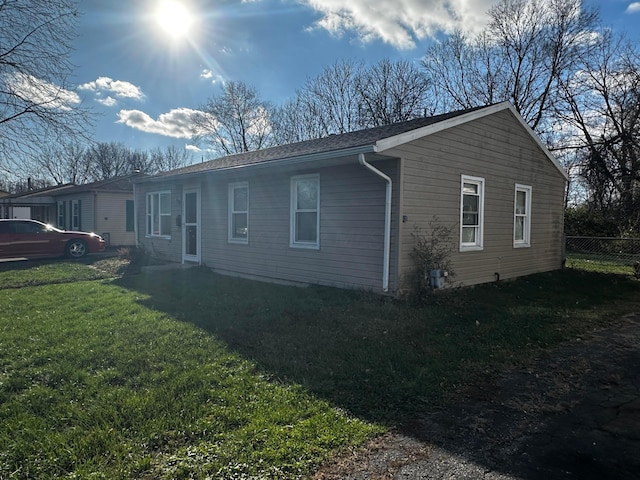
<box><xmin>151</xmin><ymin>106</ymin><xmax>486</xmax><ymax>179</ymax></box>
<box><xmin>1</xmin><ymin>176</ymin><xmax>135</xmax><ymax>200</ymax></box>
<box><xmin>63</xmin><ymin>175</ymin><xmax>135</xmax><ymax>193</ymax></box>
<box><xmin>0</xmin><ymin>183</ymin><xmax>74</xmax><ymax>199</ymax></box>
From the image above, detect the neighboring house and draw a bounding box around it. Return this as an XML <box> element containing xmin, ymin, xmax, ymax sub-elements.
<box><xmin>0</xmin><ymin>184</ymin><xmax>74</xmax><ymax>223</ymax></box>
<box><xmin>133</xmin><ymin>102</ymin><xmax>568</xmax><ymax>294</ymax></box>
<box><xmin>0</xmin><ymin>190</ymin><xmax>9</xmax><ymax>198</ymax></box>
<box><xmin>0</xmin><ymin>176</ymin><xmax>137</xmax><ymax>247</ymax></box>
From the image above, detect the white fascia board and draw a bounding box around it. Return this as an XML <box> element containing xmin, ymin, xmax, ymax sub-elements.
<box><xmin>374</xmin><ymin>101</ymin><xmax>569</xmax><ymax>181</ymax></box>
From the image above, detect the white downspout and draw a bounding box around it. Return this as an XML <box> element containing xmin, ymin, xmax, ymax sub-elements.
<box><xmin>358</xmin><ymin>153</ymin><xmax>391</xmax><ymax>293</ymax></box>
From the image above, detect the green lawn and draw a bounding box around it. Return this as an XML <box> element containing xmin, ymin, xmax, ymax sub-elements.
<box><xmin>1</xmin><ymin>259</ymin><xmax>639</xmax><ymax>479</ymax></box>
<box><xmin>565</xmin><ymin>251</ymin><xmax>638</xmax><ymax>275</ymax></box>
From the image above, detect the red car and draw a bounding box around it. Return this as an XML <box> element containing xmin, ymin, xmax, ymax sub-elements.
<box><xmin>0</xmin><ymin>219</ymin><xmax>106</xmax><ymax>259</ymax></box>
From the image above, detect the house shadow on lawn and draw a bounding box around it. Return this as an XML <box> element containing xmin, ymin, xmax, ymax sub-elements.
<box><xmin>114</xmin><ymin>268</ymin><xmax>640</xmax><ymax>479</ymax></box>
<box><xmin>401</xmin><ymin>314</ymin><xmax>640</xmax><ymax>480</ymax></box>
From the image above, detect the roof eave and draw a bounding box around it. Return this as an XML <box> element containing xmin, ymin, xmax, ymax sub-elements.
<box><xmin>134</xmin><ymin>144</ymin><xmax>377</xmax><ymax>184</ymax></box>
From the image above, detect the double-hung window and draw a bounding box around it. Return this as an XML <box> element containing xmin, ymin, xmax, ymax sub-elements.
<box><xmin>460</xmin><ymin>175</ymin><xmax>484</xmax><ymax>251</ymax></box>
<box><xmin>146</xmin><ymin>191</ymin><xmax>171</xmax><ymax>237</ymax></box>
<box><xmin>514</xmin><ymin>184</ymin><xmax>532</xmax><ymax>247</ymax></box>
<box><xmin>228</xmin><ymin>182</ymin><xmax>249</xmax><ymax>244</ymax></box>
<box><xmin>290</xmin><ymin>174</ymin><xmax>320</xmax><ymax>249</ymax></box>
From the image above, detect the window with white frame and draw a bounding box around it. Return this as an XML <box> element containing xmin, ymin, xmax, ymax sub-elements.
<box><xmin>460</xmin><ymin>175</ymin><xmax>484</xmax><ymax>251</ymax></box>
<box><xmin>146</xmin><ymin>191</ymin><xmax>171</xmax><ymax>237</ymax></box>
<box><xmin>290</xmin><ymin>174</ymin><xmax>320</xmax><ymax>249</ymax></box>
<box><xmin>228</xmin><ymin>182</ymin><xmax>249</xmax><ymax>243</ymax></box>
<box><xmin>514</xmin><ymin>184</ymin><xmax>532</xmax><ymax>247</ymax></box>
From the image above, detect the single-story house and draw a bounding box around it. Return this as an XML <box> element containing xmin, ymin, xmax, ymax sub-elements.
<box><xmin>133</xmin><ymin>102</ymin><xmax>568</xmax><ymax>294</ymax></box>
<box><xmin>0</xmin><ymin>176</ymin><xmax>137</xmax><ymax>247</ymax></box>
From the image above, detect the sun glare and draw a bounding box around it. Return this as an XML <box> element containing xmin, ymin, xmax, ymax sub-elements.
<box><xmin>155</xmin><ymin>0</ymin><xmax>193</xmax><ymax>39</ymax></box>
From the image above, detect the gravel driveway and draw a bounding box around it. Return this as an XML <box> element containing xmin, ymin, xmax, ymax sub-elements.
<box><xmin>312</xmin><ymin>313</ymin><xmax>640</xmax><ymax>480</ymax></box>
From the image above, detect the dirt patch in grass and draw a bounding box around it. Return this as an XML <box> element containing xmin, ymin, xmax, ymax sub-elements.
<box><xmin>89</xmin><ymin>257</ymin><xmax>131</xmax><ymax>277</ymax></box>
<box><xmin>309</xmin><ymin>433</ymin><xmax>431</xmax><ymax>480</ymax></box>
<box><xmin>311</xmin><ymin>312</ymin><xmax>640</xmax><ymax>479</ymax></box>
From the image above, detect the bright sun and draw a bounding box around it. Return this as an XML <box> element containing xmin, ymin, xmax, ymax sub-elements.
<box><xmin>155</xmin><ymin>0</ymin><xmax>193</xmax><ymax>39</ymax></box>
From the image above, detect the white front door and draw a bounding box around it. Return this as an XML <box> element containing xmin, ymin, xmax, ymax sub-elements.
<box><xmin>182</xmin><ymin>187</ymin><xmax>200</xmax><ymax>263</ymax></box>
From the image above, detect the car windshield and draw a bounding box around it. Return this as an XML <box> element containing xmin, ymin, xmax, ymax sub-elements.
<box><xmin>45</xmin><ymin>224</ymin><xmax>63</xmax><ymax>233</ymax></box>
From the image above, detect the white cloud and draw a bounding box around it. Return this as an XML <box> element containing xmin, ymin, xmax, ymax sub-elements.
<box><xmin>97</xmin><ymin>96</ymin><xmax>117</xmax><ymax>107</ymax></box>
<box><xmin>117</xmin><ymin>107</ymin><xmax>205</xmax><ymax>139</ymax></box>
<box><xmin>302</xmin><ymin>0</ymin><xmax>495</xmax><ymax>49</ymax></box>
<box><xmin>626</xmin><ymin>2</ymin><xmax>640</xmax><ymax>14</ymax></box>
<box><xmin>185</xmin><ymin>144</ymin><xmax>202</xmax><ymax>152</ymax></box>
<box><xmin>200</xmin><ymin>69</ymin><xmax>225</xmax><ymax>84</ymax></box>
<box><xmin>78</xmin><ymin>76</ymin><xmax>145</xmax><ymax>104</ymax></box>
<box><xmin>9</xmin><ymin>73</ymin><xmax>80</xmax><ymax>110</ymax></box>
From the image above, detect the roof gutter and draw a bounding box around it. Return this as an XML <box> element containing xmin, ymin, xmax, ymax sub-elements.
<box><xmin>358</xmin><ymin>153</ymin><xmax>391</xmax><ymax>293</ymax></box>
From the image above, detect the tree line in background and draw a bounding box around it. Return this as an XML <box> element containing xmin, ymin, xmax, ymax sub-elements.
<box><xmin>0</xmin><ymin>143</ymin><xmax>191</xmax><ymax>193</ymax></box>
<box><xmin>1</xmin><ymin>0</ymin><xmax>638</xmax><ymax>235</ymax></box>
<box><xmin>192</xmin><ymin>58</ymin><xmax>432</xmax><ymax>155</ymax></box>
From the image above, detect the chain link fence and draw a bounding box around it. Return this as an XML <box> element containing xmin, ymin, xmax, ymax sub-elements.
<box><xmin>565</xmin><ymin>236</ymin><xmax>640</xmax><ymax>276</ymax></box>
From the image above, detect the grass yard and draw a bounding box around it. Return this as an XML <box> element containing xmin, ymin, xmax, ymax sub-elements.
<box><xmin>565</xmin><ymin>251</ymin><xmax>638</xmax><ymax>275</ymax></box>
<box><xmin>1</xmin><ymin>258</ymin><xmax>639</xmax><ymax>479</ymax></box>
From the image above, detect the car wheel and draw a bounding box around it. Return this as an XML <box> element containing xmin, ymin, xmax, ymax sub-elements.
<box><xmin>66</xmin><ymin>239</ymin><xmax>87</xmax><ymax>258</ymax></box>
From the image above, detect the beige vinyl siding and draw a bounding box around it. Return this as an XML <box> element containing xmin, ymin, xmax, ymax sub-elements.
<box><xmin>56</xmin><ymin>191</ymin><xmax>135</xmax><ymax>246</ymax></box>
<box><xmin>55</xmin><ymin>192</ymin><xmax>94</xmax><ymax>232</ymax></box>
<box><xmin>393</xmin><ymin>109</ymin><xmax>566</xmax><ymax>289</ymax></box>
<box><xmin>94</xmin><ymin>192</ymin><xmax>135</xmax><ymax>246</ymax></box>
<box><xmin>134</xmin><ymin>108</ymin><xmax>563</xmax><ymax>293</ymax></box>
<box><xmin>190</xmin><ymin>160</ymin><xmax>398</xmax><ymax>292</ymax></box>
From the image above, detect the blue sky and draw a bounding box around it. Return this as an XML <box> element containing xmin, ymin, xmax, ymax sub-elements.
<box><xmin>71</xmin><ymin>0</ymin><xmax>639</xmax><ymax>159</ymax></box>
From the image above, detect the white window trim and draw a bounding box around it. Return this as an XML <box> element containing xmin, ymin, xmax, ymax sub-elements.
<box><xmin>228</xmin><ymin>182</ymin><xmax>249</xmax><ymax>244</ymax></box>
<box><xmin>459</xmin><ymin>174</ymin><xmax>485</xmax><ymax>252</ymax></box>
<box><xmin>146</xmin><ymin>191</ymin><xmax>171</xmax><ymax>239</ymax></box>
<box><xmin>514</xmin><ymin>184</ymin><xmax>532</xmax><ymax>248</ymax></box>
<box><xmin>290</xmin><ymin>174</ymin><xmax>320</xmax><ymax>250</ymax></box>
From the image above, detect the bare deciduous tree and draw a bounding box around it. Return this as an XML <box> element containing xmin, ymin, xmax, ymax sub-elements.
<box><xmin>86</xmin><ymin>142</ymin><xmax>134</xmax><ymax>181</ymax></box>
<box><xmin>0</xmin><ymin>177</ymin><xmax>51</xmax><ymax>194</ymax></box>
<box><xmin>299</xmin><ymin>59</ymin><xmax>364</xmax><ymax>136</ymax></box>
<box><xmin>150</xmin><ymin>145</ymin><xmax>192</xmax><ymax>172</ymax></box>
<box><xmin>422</xmin><ymin>0</ymin><xmax>598</xmax><ymax>135</ymax></box>
<box><xmin>272</xmin><ymin>95</ymin><xmax>327</xmax><ymax>145</ymax></box>
<box><xmin>194</xmin><ymin>81</ymin><xmax>275</xmax><ymax>156</ymax></box>
<box><xmin>557</xmin><ymin>31</ymin><xmax>640</xmax><ymax>230</ymax></box>
<box><xmin>357</xmin><ymin>58</ymin><xmax>432</xmax><ymax>127</ymax></box>
<box><xmin>0</xmin><ymin>0</ymin><xmax>93</xmax><ymax>176</ymax></box>
<box><xmin>35</xmin><ymin>141</ymin><xmax>92</xmax><ymax>185</ymax></box>
<box><xmin>16</xmin><ymin>141</ymin><xmax>192</xmax><ymax>188</ymax></box>
<box><xmin>272</xmin><ymin>58</ymin><xmax>433</xmax><ymax>143</ymax></box>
